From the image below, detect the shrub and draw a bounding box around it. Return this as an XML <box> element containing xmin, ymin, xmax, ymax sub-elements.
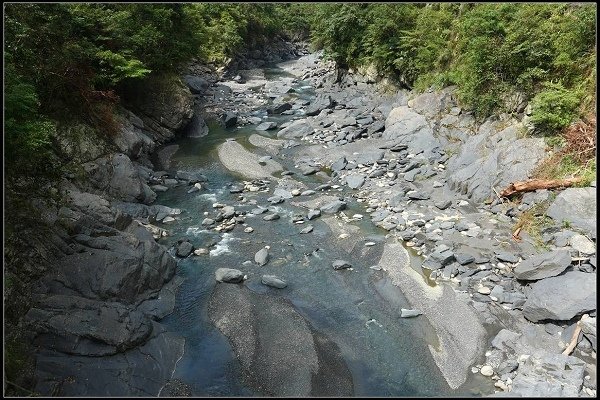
<box><xmin>530</xmin><ymin>82</ymin><xmax>582</xmax><ymax>134</ymax></box>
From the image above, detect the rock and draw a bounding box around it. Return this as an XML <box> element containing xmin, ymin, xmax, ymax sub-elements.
<box><xmin>255</xmin><ymin>247</ymin><xmax>269</xmax><ymax>266</ymax></box>
<box><xmin>306</xmin><ymin>95</ymin><xmax>334</xmax><ymax>116</ymax></box>
<box><xmin>480</xmin><ymin>366</ymin><xmax>494</xmax><ymax>377</ymax></box>
<box><xmin>569</xmin><ymin>234</ymin><xmax>596</xmax><ymax>254</ymax></box>
<box><xmin>495</xmin><ymin>251</ymin><xmax>519</xmax><ymax>263</ymax></box>
<box><xmin>268</xmin><ymin>195</ymin><xmax>285</xmax><ymax>204</ymax></box>
<box><xmin>263</xmin><ymin>213</ymin><xmax>280</xmax><ymax>221</ymax></box>
<box><xmin>307</xmin><ymin>209</ymin><xmax>321</xmax><ymax>220</ymax></box>
<box><xmin>455</xmin><ymin>253</ymin><xmax>475</xmax><ymax>265</ymax></box>
<box><xmin>151</xmin><ymin>185</ymin><xmax>168</xmax><ymax>192</ymax></box>
<box><xmin>547</xmin><ymin>188</ymin><xmax>596</xmax><ymax>237</ymax></box>
<box><xmin>407</xmin><ymin>191</ymin><xmax>430</xmax><ymax>200</ymax></box>
<box><xmin>222</xmin><ymin>112</ymin><xmax>238</xmax><ymax>128</ymax></box>
<box><xmin>183</xmin><ymin>75</ymin><xmax>209</xmax><ymax>95</ymax></box>
<box><xmin>194</xmin><ymin>248</ymin><xmax>209</xmax><ymax>255</ymax></box>
<box><xmin>435</xmin><ymin>200</ymin><xmax>452</xmax><ymax>210</ymax></box>
<box><xmin>215</xmin><ymin>268</ymin><xmax>244</xmax><ymax>283</ymax></box>
<box><xmin>523</xmin><ymin>271</ymin><xmax>597</xmax><ymax>322</ymax></box>
<box><xmin>202</xmin><ymin>218</ymin><xmax>215</xmax><ymax>226</ymax></box>
<box><xmin>478</xmin><ymin>286</ymin><xmax>491</xmax><ymax>295</ymax></box>
<box><xmin>176</xmin><ymin>241</ymin><xmax>194</xmax><ymax>257</ymax></box>
<box><xmin>244</xmin><ymin>227</ymin><xmax>254</xmax><ymax>233</ymax></box>
<box><xmin>300</xmin><ymin>225</ymin><xmax>313</xmax><ymax>234</ymax></box>
<box><xmin>301</xmin><ymin>190</ymin><xmax>316</xmax><ymax>196</ymax></box>
<box><xmin>261</xmin><ymin>275</ymin><xmax>287</xmax><ymax>289</ymax></box>
<box><xmin>332</xmin><ymin>260</ymin><xmax>352</xmax><ymax>270</ymax></box>
<box><xmin>221</xmin><ymin>206</ymin><xmax>235</xmax><ymax>218</ymax></box>
<box><xmin>513</xmin><ymin>250</ymin><xmax>572</xmax><ymax>280</ymax></box>
<box><xmin>346</xmin><ymin>175</ymin><xmax>365</xmax><ymax>189</ymax></box>
<box><xmin>430</xmin><ymin>249</ymin><xmax>455</xmax><ymax>266</ymax></box>
<box><xmin>268</xmin><ymin>103</ymin><xmax>292</xmax><ymax>114</ymax></box>
<box><xmin>320</xmin><ymin>200</ymin><xmax>347</xmax><ymax>214</ymax></box>
<box><xmin>400</xmin><ymin>309</ymin><xmax>422</xmax><ymax>318</ymax></box>
<box><xmin>256</xmin><ymin>121</ymin><xmax>278</xmax><ymax>131</ymax></box>
<box><xmin>277</xmin><ymin>119</ymin><xmax>314</xmax><ymax>139</ymax></box>
<box><xmin>331</xmin><ymin>156</ymin><xmax>347</xmax><ymax>172</ymax></box>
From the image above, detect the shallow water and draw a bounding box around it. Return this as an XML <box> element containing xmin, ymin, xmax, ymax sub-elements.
<box><xmin>158</xmin><ymin>64</ymin><xmax>493</xmax><ymax>397</ymax></box>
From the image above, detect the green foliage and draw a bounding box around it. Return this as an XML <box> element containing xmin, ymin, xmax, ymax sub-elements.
<box><xmin>530</xmin><ymin>82</ymin><xmax>582</xmax><ymax>134</ymax></box>
<box><xmin>306</xmin><ymin>3</ymin><xmax>596</xmax><ymax>119</ymax></box>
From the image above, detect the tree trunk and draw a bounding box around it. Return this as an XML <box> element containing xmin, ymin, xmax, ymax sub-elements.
<box><xmin>499</xmin><ymin>177</ymin><xmax>582</xmax><ymax>198</ymax></box>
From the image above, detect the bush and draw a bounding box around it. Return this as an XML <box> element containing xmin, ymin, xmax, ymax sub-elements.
<box><xmin>530</xmin><ymin>82</ymin><xmax>582</xmax><ymax>134</ymax></box>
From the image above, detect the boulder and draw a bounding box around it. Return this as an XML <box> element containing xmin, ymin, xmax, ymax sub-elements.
<box><xmin>305</xmin><ymin>95</ymin><xmax>334</xmax><ymax>116</ymax></box>
<box><xmin>523</xmin><ymin>271</ymin><xmax>597</xmax><ymax>322</ymax></box>
<box><xmin>547</xmin><ymin>188</ymin><xmax>596</xmax><ymax>237</ymax></box>
<box><xmin>183</xmin><ymin>75</ymin><xmax>209</xmax><ymax>95</ymax></box>
<box><xmin>513</xmin><ymin>250</ymin><xmax>572</xmax><ymax>281</ymax></box>
<box><xmin>255</xmin><ymin>247</ymin><xmax>269</xmax><ymax>266</ymax></box>
<box><xmin>215</xmin><ymin>268</ymin><xmax>244</xmax><ymax>283</ymax></box>
<box><xmin>320</xmin><ymin>200</ymin><xmax>347</xmax><ymax>214</ymax></box>
<box><xmin>222</xmin><ymin>112</ymin><xmax>238</xmax><ymax>128</ymax></box>
<box><xmin>346</xmin><ymin>175</ymin><xmax>365</xmax><ymax>189</ymax></box>
<box><xmin>277</xmin><ymin>119</ymin><xmax>314</xmax><ymax>139</ymax></box>
<box><xmin>176</xmin><ymin>241</ymin><xmax>194</xmax><ymax>257</ymax></box>
<box><xmin>256</xmin><ymin>121</ymin><xmax>278</xmax><ymax>131</ymax></box>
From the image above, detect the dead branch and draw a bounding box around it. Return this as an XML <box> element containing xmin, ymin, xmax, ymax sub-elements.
<box><xmin>499</xmin><ymin>177</ymin><xmax>582</xmax><ymax>198</ymax></box>
<box><xmin>562</xmin><ymin>314</ymin><xmax>588</xmax><ymax>355</ymax></box>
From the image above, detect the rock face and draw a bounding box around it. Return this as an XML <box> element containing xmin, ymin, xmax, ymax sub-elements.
<box><xmin>208</xmin><ymin>284</ymin><xmax>353</xmax><ymax>396</ymax></box>
<box><xmin>513</xmin><ymin>250</ymin><xmax>572</xmax><ymax>281</ymax></box>
<box><xmin>547</xmin><ymin>188</ymin><xmax>597</xmax><ymax>238</ymax></box>
<box><xmin>523</xmin><ymin>272</ymin><xmax>597</xmax><ymax>322</ymax></box>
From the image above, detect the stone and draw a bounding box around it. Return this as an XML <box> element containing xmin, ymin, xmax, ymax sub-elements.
<box><xmin>513</xmin><ymin>250</ymin><xmax>572</xmax><ymax>281</ymax></box>
<box><xmin>277</xmin><ymin>119</ymin><xmax>314</xmax><ymax>139</ymax></box>
<box><xmin>523</xmin><ymin>271</ymin><xmax>597</xmax><ymax>322</ymax></box>
<box><xmin>435</xmin><ymin>200</ymin><xmax>452</xmax><ymax>210</ymax></box>
<box><xmin>244</xmin><ymin>227</ymin><xmax>254</xmax><ymax>233</ymax></box>
<box><xmin>194</xmin><ymin>248</ymin><xmax>209</xmax><ymax>256</ymax></box>
<box><xmin>480</xmin><ymin>366</ymin><xmax>494</xmax><ymax>377</ymax></box>
<box><xmin>547</xmin><ymin>188</ymin><xmax>596</xmax><ymax>237</ymax></box>
<box><xmin>407</xmin><ymin>191</ymin><xmax>430</xmax><ymax>200</ymax></box>
<box><xmin>256</xmin><ymin>121</ymin><xmax>278</xmax><ymax>131</ymax></box>
<box><xmin>400</xmin><ymin>309</ymin><xmax>422</xmax><ymax>318</ymax></box>
<box><xmin>268</xmin><ymin>103</ymin><xmax>292</xmax><ymax>114</ymax></box>
<box><xmin>346</xmin><ymin>175</ymin><xmax>365</xmax><ymax>189</ymax></box>
<box><xmin>455</xmin><ymin>253</ymin><xmax>475</xmax><ymax>265</ymax></box>
<box><xmin>263</xmin><ymin>213</ymin><xmax>280</xmax><ymax>221</ymax></box>
<box><xmin>176</xmin><ymin>170</ymin><xmax>207</xmax><ymax>183</ymax></box>
<box><xmin>569</xmin><ymin>234</ymin><xmax>596</xmax><ymax>255</ymax></box>
<box><xmin>261</xmin><ymin>275</ymin><xmax>287</xmax><ymax>289</ymax></box>
<box><xmin>222</xmin><ymin>112</ymin><xmax>238</xmax><ymax>128</ymax></box>
<box><xmin>306</xmin><ymin>95</ymin><xmax>334</xmax><ymax>116</ymax></box>
<box><xmin>183</xmin><ymin>75</ymin><xmax>209</xmax><ymax>95</ymax></box>
<box><xmin>332</xmin><ymin>260</ymin><xmax>352</xmax><ymax>270</ymax></box>
<box><xmin>307</xmin><ymin>209</ymin><xmax>321</xmax><ymax>220</ymax></box>
<box><xmin>495</xmin><ymin>251</ymin><xmax>519</xmax><ymax>263</ymax></box>
<box><xmin>320</xmin><ymin>200</ymin><xmax>347</xmax><ymax>214</ymax></box>
<box><xmin>331</xmin><ymin>156</ymin><xmax>348</xmax><ymax>172</ymax></box>
<box><xmin>255</xmin><ymin>247</ymin><xmax>269</xmax><ymax>266</ymax></box>
<box><xmin>300</xmin><ymin>225</ymin><xmax>313</xmax><ymax>234</ymax></box>
<box><xmin>215</xmin><ymin>268</ymin><xmax>244</xmax><ymax>283</ymax></box>
<box><xmin>478</xmin><ymin>286</ymin><xmax>491</xmax><ymax>295</ymax></box>
<box><xmin>176</xmin><ymin>241</ymin><xmax>194</xmax><ymax>257</ymax></box>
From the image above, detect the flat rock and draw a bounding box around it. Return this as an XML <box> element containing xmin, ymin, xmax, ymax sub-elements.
<box><xmin>513</xmin><ymin>250</ymin><xmax>572</xmax><ymax>281</ymax></box>
<box><xmin>256</xmin><ymin>121</ymin><xmax>278</xmax><ymax>131</ymax></box>
<box><xmin>307</xmin><ymin>209</ymin><xmax>321</xmax><ymax>220</ymax></box>
<box><xmin>435</xmin><ymin>200</ymin><xmax>452</xmax><ymax>210</ymax></box>
<box><xmin>495</xmin><ymin>251</ymin><xmax>519</xmax><ymax>263</ymax></box>
<box><xmin>320</xmin><ymin>200</ymin><xmax>347</xmax><ymax>214</ymax></box>
<box><xmin>569</xmin><ymin>234</ymin><xmax>596</xmax><ymax>254</ymax></box>
<box><xmin>300</xmin><ymin>225</ymin><xmax>313</xmax><ymax>234</ymax></box>
<box><xmin>263</xmin><ymin>213</ymin><xmax>280</xmax><ymax>221</ymax></box>
<box><xmin>255</xmin><ymin>247</ymin><xmax>269</xmax><ymax>266</ymax></box>
<box><xmin>261</xmin><ymin>275</ymin><xmax>287</xmax><ymax>289</ymax></box>
<box><xmin>407</xmin><ymin>191</ymin><xmax>430</xmax><ymax>200</ymax></box>
<box><xmin>400</xmin><ymin>309</ymin><xmax>422</xmax><ymax>318</ymax></box>
<box><xmin>332</xmin><ymin>260</ymin><xmax>352</xmax><ymax>270</ymax></box>
<box><xmin>346</xmin><ymin>175</ymin><xmax>365</xmax><ymax>189</ymax></box>
<box><xmin>523</xmin><ymin>271</ymin><xmax>597</xmax><ymax>322</ymax></box>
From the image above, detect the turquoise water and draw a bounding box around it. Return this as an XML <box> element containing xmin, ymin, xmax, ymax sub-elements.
<box><xmin>157</xmin><ymin>66</ymin><xmax>492</xmax><ymax>397</ymax></box>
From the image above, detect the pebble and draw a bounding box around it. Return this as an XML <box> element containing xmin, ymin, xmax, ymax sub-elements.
<box><xmin>478</xmin><ymin>286</ymin><xmax>491</xmax><ymax>295</ymax></box>
<box><xmin>291</xmin><ymin>189</ymin><xmax>301</xmax><ymax>196</ymax></box>
<box><xmin>244</xmin><ymin>227</ymin><xmax>254</xmax><ymax>233</ymax></box>
<box><xmin>300</xmin><ymin>225</ymin><xmax>313</xmax><ymax>234</ymax></box>
<box><xmin>193</xmin><ymin>248</ymin><xmax>209</xmax><ymax>255</ymax></box>
<box><xmin>480</xmin><ymin>365</ymin><xmax>494</xmax><ymax>376</ymax></box>
<box><xmin>365</xmin><ymin>242</ymin><xmax>376</xmax><ymax>247</ymax></box>
<box><xmin>338</xmin><ymin>233</ymin><xmax>349</xmax><ymax>239</ymax></box>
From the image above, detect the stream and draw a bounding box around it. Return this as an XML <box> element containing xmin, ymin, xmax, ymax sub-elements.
<box><xmin>156</xmin><ymin>64</ymin><xmax>492</xmax><ymax>397</ymax></box>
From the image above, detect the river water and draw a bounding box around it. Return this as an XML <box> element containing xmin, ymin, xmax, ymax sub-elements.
<box><xmin>157</xmin><ymin>65</ymin><xmax>492</xmax><ymax>396</ymax></box>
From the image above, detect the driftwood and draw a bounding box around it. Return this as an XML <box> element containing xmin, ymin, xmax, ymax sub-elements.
<box><xmin>499</xmin><ymin>177</ymin><xmax>582</xmax><ymax>198</ymax></box>
<box><xmin>562</xmin><ymin>314</ymin><xmax>588</xmax><ymax>356</ymax></box>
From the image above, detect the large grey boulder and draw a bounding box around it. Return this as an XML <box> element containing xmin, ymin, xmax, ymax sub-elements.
<box><xmin>305</xmin><ymin>95</ymin><xmax>334</xmax><ymax>116</ymax></box>
<box><xmin>277</xmin><ymin>119</ymin><xmax>314</xmax><ymax>139</ymax></box>
<box><xmin>513</xmin><ymin>250</ymin><xmax>572</xmax><ymax>281</ymax></box>
<box><xmin>320</xmin><ymin>200</ymin><xmax>347</xmax><ymax>214</ymax></box>
<box><xmin>547</xmin><ymin>188</ymin><xmax>596</xmax><ymax>238</ymax></box>
<box><xmin>523</xmin><ymin>271</ymin><xmax>597</xmax><ymax>322</ymax></box>
<box><xmin>183</xmin><ymin>75</ymin><xmax>209</xmax><ymax>95</ymax></box>
<box><xmin>176</xmin><ymin>241</ymin><xmax>194</xmax><ymax>257</ymax></box>
<box><xmin>83</xmin><ymin>153</ymin><xmax>156</xmax><ymax>204</ymax></box>
<box><xmin>383</xmin><ymin>106</ymin><xmax>439</xmax><ymax>156</ymax></box>
<box><xmin>215</xmin><ymin>268</ymin><xmax>244</xmax><ymax>283</ymax></box>
<box><xmin>222</xmin><ymin>112</ymin><xmax>238</xmax><ymax>128</ymax></box>
<box><xmin>346</xmin><ymin>174</ymin><xmax>365</xmax><ymax>189</ymax></box>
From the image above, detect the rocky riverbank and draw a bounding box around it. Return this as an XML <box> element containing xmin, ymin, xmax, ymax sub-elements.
<box><xmin>175</xmin><ymin>50</ymin><xmax>596</xmax><ymax>396</ymax></box>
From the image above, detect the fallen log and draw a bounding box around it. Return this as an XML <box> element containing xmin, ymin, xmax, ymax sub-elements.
<box><xmin>499</xmin><ymin>177</ymin><xmax>582</xmax><ymax>198</ymax></box>
<box><xmin>562</xmin><ymin>314</ymin><xmax>587</xmax><ymax>356</ymax></box>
